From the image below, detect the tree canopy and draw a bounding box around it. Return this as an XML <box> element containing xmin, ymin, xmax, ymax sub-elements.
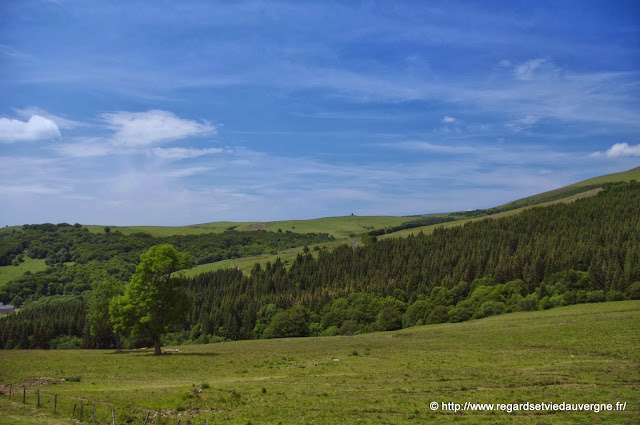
<box><xmin>110</xmin><ymin>244</ymin><xmax>191</xmax><ymax>355</ymax></box>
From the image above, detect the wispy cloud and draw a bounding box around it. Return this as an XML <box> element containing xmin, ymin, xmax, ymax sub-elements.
<box><xmin>102</xmin><ymin>110</ymin><xmax>216</xmax><ymax>147</ymax></box>
<box><xmin>442</xmin><ymin>116</ymin><xmax>456</xmax><ymax>123</ymax></box>
<box><xmin>505</xmin><ymin>115</ymin><xmax>539</xmax><ymax>132</ymax></box>
<box><xmin>14</xmin><ymin>107</ymin><xmax>86</xmax><ymax>129</ymax></box>
<box><xmin>167</xmin><ymin>167</ymin><xmax>212</xmax><ymax>177</ymax></box>
<box><xmin>152</xmin><ymin>147</ymin><xmax>225</xmax><ymax>160</ymax></box>
<box><xmin>54</xmin><ymin>139</ymin><xmax>112</xmax><ymax>158</ymax></box>
<box><xmin>381</xmin><ymin>141</ymin><xmax>479</xmax><ymax>155</ymax></box>
<box><xmin>512</xmin><ymin>58</ymin><xmax>552</xmax><ymax>81</ymax></box>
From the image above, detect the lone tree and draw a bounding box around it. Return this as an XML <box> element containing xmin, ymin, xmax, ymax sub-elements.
<box><xmin>110</xmin><ymin>244</ymin><xmax>191</xmax><ymax>355</ymax></box>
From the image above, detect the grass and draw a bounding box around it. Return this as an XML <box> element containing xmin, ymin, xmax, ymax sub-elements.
<box><xmin>0</xmin><ymin>257</ymin><xmax>48</xmax><ymax>289</ymax></box>
<box><xmin>1</xmin><ymin>301</ymin><xmax>638</xmax><ymax>424</ymax></box>
<box><xmin>80</xmin><ymin>216</ymin><xmax>408</xmax><ymax>239</ymax></box>
<box><xmin>381</xmin><ymin>188</ymin><xmax>604</xmax><ymax>240</ymax></box>
<box><xmin>82</xmin><ymin>225</ymin><xmax>226</xmax><ymax>236</ymax></box>
<box><xmin>184</xmin><ymin>239</ymin><xmax>349</xmax><ymax>277</ymax></box>
<box><xmin>494</xmin><ymin>166</ymin><xmax>640</xmax><ymax>210</ymax></box>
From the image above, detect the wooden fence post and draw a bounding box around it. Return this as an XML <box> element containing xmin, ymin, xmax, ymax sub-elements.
<box><xmin>37</xmin><ymin>387</ymin><xmax>40</xmax><ymax>407</ymax></box>
<box><xmin>143</xmin><ymin>412</ymin><xmax>150</xmax><ymax>425</ymax></box>
<box><xmin>73</xmin><ymin>403</ymin><xmax>77</xmax><ymax>416</ymax></box>
<box><xmin>92</xmin><ymin>402</ymin><xmax>96</xmax><ymax>422</ymax></box>
<box><xmin>112</xmin><ymin>408</ymin><xmax>116</xmax><ymax>425</ymax></box>
<box><xmin>22</xmin><ymin>387</ymin><xmax>25</xmax><ymax>403</ymax></box>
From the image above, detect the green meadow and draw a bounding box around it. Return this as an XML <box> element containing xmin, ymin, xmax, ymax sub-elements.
<box><xmin>80</xmin><ymin>216</ymin><xmax>409</xmax><ymax>239</ymax></box>
<box><xmin>0</xmin><ymin>257</ymin><xmax>47</xmax><ymax>290</ymax></box>
<box><xmin>1</xmin><ymin>301</ymin><xmax>638</xmax><ymax>424</ymax></box>
<box><xmin>380</xmin><ymin>188</ymin><xmax>604</xmax><ymax>240</ymax></box>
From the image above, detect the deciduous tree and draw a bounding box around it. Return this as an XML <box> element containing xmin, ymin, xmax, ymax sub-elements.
<box><xmin>110</xmin><ymin>244</ymin><xmax>191</xmax><ymax>355</ymax></box>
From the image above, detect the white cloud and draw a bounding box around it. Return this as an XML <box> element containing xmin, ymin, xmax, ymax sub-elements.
<box><xmin>102</xmin><ymin>110</ymin><xmax>216</xmax><ymax>146</ymax></box>
<box><xmin>506</xmin><ymin>115</ymin><xmax>539</xmax><ymax>132</ymax></box>
<box><xmin>513</xmin><ymin>58</ymin><xmax>547</xmax><ymax>81</ymax></box>
<box><xmin>442</xmin><ymin>116</ymin><xmax>456</xmax><ymax>123</ymax></box>
<box><xmin>0</xmin><ymin>115</ymin><xmax>61</xmax><ymax>143</ymax></box>
<box><xmin>14</xmin><ymin>107</ymin><xmax>86</xmax><ymax>129</ymax></box>
<box><xmin>168</xmin><ymin>167</ymin><xmax>212</xmax><ymax>177</ymax></box>
<box><xmin>592</xmin><ymin>142</ymin><xmax>640</xmax><ymax>158</ymax></box>
<box><xmin>152</xmin><ymin>147</ymin><xmax>224</xmax><ymax>160</ymax></box>
<box><xmin>0</xmin><ymin>184</ymin><xmax>64</xmax><ymax>195</ymax></box>
<box><xmin>385</xmin><ymin>141</ymin><xmax>478</xmax><ymax>154</ymax></box>
<box><xmin>55</xmin><ymin>139</ymin><xmax>112</xmax><ymax>157</ymax></box>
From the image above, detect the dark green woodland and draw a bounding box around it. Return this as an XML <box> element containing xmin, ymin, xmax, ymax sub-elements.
<box><xmin>1</xmin><ymin>181</ymin><xmax>639</xmax><ymax>349</ymax></box>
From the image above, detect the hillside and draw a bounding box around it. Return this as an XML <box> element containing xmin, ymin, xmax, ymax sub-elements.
<box><xmin>2</xmin><ymin>181</ymin><xmax>639</xmax><ymax>349</ymax></box>
<box><xmin>493</xmin><ymin>165</ymin><xmax>640</xmax><ymax>210</ymax></box>
<box><xmin>1</xmin><ymin>301</ymin><xmax>638</xmax><ymax>424</ymax></box>
<box><xmin>35</xmin><ymin>167</ymin><xmax>638</xmax><ymax>240</ymax></box>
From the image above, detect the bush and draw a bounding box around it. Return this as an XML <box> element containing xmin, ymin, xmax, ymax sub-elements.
<box><xmin>449</xmin><ymin>301</ymin><xmax>474</xmax><ymax>323</ymax></box>
<box><xmin>627</xmin><ymin>282</ymin><xmax>640</xmax><ymax>300</ymax></box>
<box><xmin>263</xmin><ymin>306</ymin><xmax>309</xmax><ymax>338</ymax></box>
<box><xmin>538</xmin><ymin>296</ymin><xmax>553</xmax><ymax>310</ymax></box>
<box><xmin>586</xmin><ymin>290</ymin><xmax>605</xmax><ymax>303</ymax></box>
<box><xmin>321</xmin><ymin>325</ymin><xmax>339</xmax><ymax>336</ymax></box>
<box><xmin>427</xmin><ymin>305</ymin><xmax>449</xmax><ymax>324</ymax></box>
<box><xmin>375</xmin><ymin>303</ymin><xmax>402</xmax><ymax>331</ymax></box>
<box><xmin>50</xmin><ymin>335</ymin><xmax>83</xmax><ymax>349</ymax></box>
<box><xmin>402</xmin><ymin>300</ymin><xmax>429</xmax><ymax>328</ymax></box>
<box><xmin>475</xmin><ymin>301</ymin><xmax>506</xmax><ymax>319</ymax></box>
<box><xmin>606</xmin><ymin>290</ymin><xmax>626</xmax><ymax>302</ymax></box>
<box><xmin>339</xmin><ymin>320</ymin><xmax>358</xmax><ymax>335</ymax></box>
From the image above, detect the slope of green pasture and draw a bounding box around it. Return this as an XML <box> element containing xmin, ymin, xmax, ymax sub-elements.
<box><xmin>382</xmin><ymin>188</ymin><xmax>603</xmax><ymax>239</ymax></box>
<box><xmin>0</xmin><ymin>257</ymin><xmax>48</xmax><ymax>289</ymax></box>
<box><xmin>1</xmin><ymin>301</ymin><xmax>638</xmax><ymax>424</ymax></box>
<box><xmin>494</xmin><ymin>166</ymin><xmax>639</xmax><ymax>210</ymax></box>
<box><xmin>195</xmin><ymin>215</ymin><xmax>409</xmax><ymax>239</ymax></box>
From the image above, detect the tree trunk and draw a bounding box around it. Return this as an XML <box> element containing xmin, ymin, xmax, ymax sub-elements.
<box><xmin>154</xmin><ymin>338</ymin><xmax>162</xmax><ymax>355</ymax></box>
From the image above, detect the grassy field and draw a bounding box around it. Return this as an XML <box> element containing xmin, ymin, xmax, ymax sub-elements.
<box><xmin>493</xmin><ymin>166</ymin><xmax>639</xmax><ymax>210</ymax></box>
<box><xmin>381</xmin><ymin>188</ymin><xmax>604</xmax><ymax>240</ymax></box>
<box><xmin>183</xmin><ymin>239</ymin><xmax>351</xmax><ymax>277</ymax></box>
<box><xmin>1</xmin><ymin>301</ymin><xmax>638</xmax><ymax>424</ymax></box>
<box><xmin>0</xmin><ymin>257</ymin><xmax>47</xmax><ymax>289</ymax></box>
<box><xmin>79</xmin><ymin>216</ymin><xmax>408</xmax><ymax>239</ymax></box>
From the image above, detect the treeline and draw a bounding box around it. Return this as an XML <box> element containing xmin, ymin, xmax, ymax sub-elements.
<box><xmin>1</xmin><ymin>182</ymin><xmax>639</xmax><ymax>349</ymax></box>
<box><xmin>0</xmin><ymin>226</ymin><xmax>333</xmax><ymax>306</ymax></box>
<box><xmin>181</xmin><ymin>181</ymin><xmax>640</xmax><ymax>341</ymax></box>
<box><xmin>366</xmin><ymin>216</ymin><xmax>455</xmax><ymax>236</ymax></box>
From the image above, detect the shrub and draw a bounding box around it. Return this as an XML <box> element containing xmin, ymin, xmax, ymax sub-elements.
<box><xmin>606</xmin><ymin>290</ymin><xmax>626</xmax><ymax>302</ymax></box>
<box><xmin>402</xmin><ymin>300</ymin><xmax>429</xmax><ymax>328</ymax></box>
<box><xmin>586</xmin><ymin>290</ymin><xmax>605</xmax><ymax>303</ymax></box>
<box><xmin>375</xmin><ymin>303</ymin><xmax>402</xmax><ymax>331</ymax></box>
<box><xmin>449</xmin><ymin>301</ymin><xmax>474</xmax><ymax>322</ymax></box>
<box><xmin>475</xmin><ymin>301</ymin><xmax>506</xmax><ymax>319</ymax></box>
<box><xmin>339</xmin><ymin>320</ymin><xmax>358</xmax><ymax>335</ymax></box>
<box><xmin>263</xmin><ymin>306</ymin><xmax>309</xmax><ymax>338</ymax></box>
<box><xmin>627</xmin><ymin>282</ymin><xmax>640</xmax><ymax>300</ymax></box>
<box><xmin>50</xmin><ymin>335</ymin><xmax>83</xmax><ymax>350</ymax></box>
<box><xmin>427</xmin><ymin>305</ymin><xmax>449</xmax><ymax>324</ymax></box>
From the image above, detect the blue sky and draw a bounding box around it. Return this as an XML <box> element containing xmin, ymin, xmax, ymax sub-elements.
<box><xmin>1</xmin><ymin>0</ymin><xmax>639</xmax><ymax>226</ymax></box>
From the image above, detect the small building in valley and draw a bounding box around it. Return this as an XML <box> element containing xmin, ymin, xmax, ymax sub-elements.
<box><xmin>0</xmin><ymin>302</ymin><xmax>16</xmax><ymax>315</ymax></box>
